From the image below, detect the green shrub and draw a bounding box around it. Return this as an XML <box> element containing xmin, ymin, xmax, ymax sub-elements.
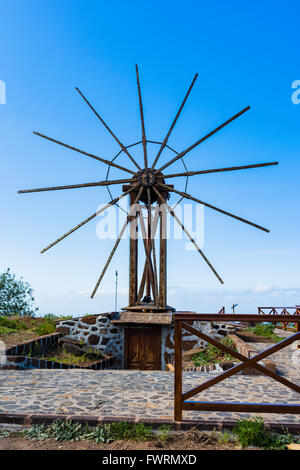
<box><xmin>157</xmin><ymin>425</ymin><xmax>172</xmax><ymax>442</ymax></box>
<box><xmin>35</xmin><ymin>320</ymin><xmax>56</xmax><ymax>336</ymax></box>
<box><xmin>246</xmin><ymin>323</ymin><xmax>282</xmax><ymax>342</ymax></box>
<box><xmin>233</xmin><ymin>417</ymin><xmax>299</xmax><ymax>450</ymax></box>
<box><xmin>193</xmin><ymin>335</ymin><xmax>237</xmax><ymax>366</ymax></box>
<box><xmin>105</xmin><ymin>422</ymin><xmax>152</xmax><ymax>441</ymax></box>
<box><xmin>0</xmin><ymin>316</ymin><xmax>27</xmax><ymax>330</ymax></box>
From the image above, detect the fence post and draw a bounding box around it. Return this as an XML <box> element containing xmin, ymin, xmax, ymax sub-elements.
<box><xmin>174</xmin><ymin>317</ymin><xmax>182</xmax><ymax>422</ymax></box>
<box><xmin>296</xmin><ymin>306</ymin><xmax>300</xmax><ymax>332</ymax></box>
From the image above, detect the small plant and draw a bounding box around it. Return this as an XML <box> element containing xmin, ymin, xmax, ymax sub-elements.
<box><xmin>233</xmin><ymin>417</ymin><xmax>300</xmax><ymax>450</ymax></box>
<box><xmin>22</xmin><ymin>424</ymin><xmax>50</xmax><ymax>441</ymax></box>
<box><xmin>22</xmin><ymin>420</ymin><xmax>154</xmax><ymax>444</ymax></box>
<box><xmin>218</xmin><ymin>430</ymin><xmax>237</xmax><ymax>445</ymax></box>
<box><xmin>51</xmin><ymin>420</ymin><xmax>90</xmax><ymax>441</ymax></box>
<box><xmin>85</xmin><ymin>424</ymin><xmax>114</xmax><ymax>444</ymax></box>
<box><xmin>35</xmin><ymin>319</ymin><xmax>56</xmax><ymax>336</ymax></box>
<box><xmin>0</xmin><ymin>429</ymin><xmax>10</xmax><ymax>438</ymax></box>
<box><xmin>105</xmin><ymin>421</ymin><xmax>152</xmax><ymax>441</ymax></box>
<box><xmin>192</xmin><ymin>335</ymin><xmax>237</xmax><ymax>366</ymax></box>
<box><xmin>157</xmin><ymin>425</ymin><xmax>172</xmax><ymax>442</ymax></box>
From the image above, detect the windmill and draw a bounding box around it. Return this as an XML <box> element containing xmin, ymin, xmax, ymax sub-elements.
<box><xmin>18</xmin><ymin>65</ymin><xmax>278</xmax><ymax>314</ymax></box>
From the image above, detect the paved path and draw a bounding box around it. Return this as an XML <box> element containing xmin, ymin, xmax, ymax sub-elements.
<box><xmin>0</xmin><ymin>337</ymin><xmax>299</xmax><ymax>425</ymax></box>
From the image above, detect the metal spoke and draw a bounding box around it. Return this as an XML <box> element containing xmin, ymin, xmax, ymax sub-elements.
<box><xmin>158</xmin><ymin>182</ymin><xmax>269</xmax><ymax>233</ymax></box>
<box><xmin>41</xmin><ymin>188</ymin><xmax>134</xmax><ymax>253</ymax></box>
<box><xmin>91</xmin><ymin>187</ymin><xmax>143</xmax><ymax>298</ymax></box>
<box><xmin>18</xmin><ymin>178</ymin><xmax>137</xmax><ymax>194</ymax></box>
<box><xmin>135</xmin><ymin>64</ymin><xmax>148</xmax><ymax>168</ymax></box>
<box><xmin>155</xmin><ymin>106</ymin><xmax>250</xmax><ymax>174</ymax></box>
<box><xmin>153</xmin><ymin>187</ymin><xmax>224</xmax><ymax>284</ymax></box>
<box><xmin>75</xmin><ymin>87</ymin><xmax>141</xmax><ymax>170</ymax></box>
<box><xmin>163</xmin><ymin>161</ymin><xmax>279</xmax><ymax>179</ymax></box>
<box><xmin>151</xmin><ymin>73</ymin><xmax>198</xmax><ymax>170</ymax></box>
<box><xmin>33</xmin><ymin>131</ymin><xmax>136</xmax><ymax>175</ymax></box>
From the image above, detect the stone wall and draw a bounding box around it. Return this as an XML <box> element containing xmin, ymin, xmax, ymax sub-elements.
<box><xmin>1</xmin><ymin>354</ymin><xmax>114</xmax><ymax>371</ymax></box>
<box><xmin>57</xmin><ymin>314</ymin><xmax>235</xmax><ymax>370</ymax></box>
<box><xmin>56</xmin><ymin>313</ymin><xmax>124</xmax><ymax>368</ymax></box>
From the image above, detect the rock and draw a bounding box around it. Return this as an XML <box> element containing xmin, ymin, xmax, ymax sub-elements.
<box><xmin>88</xmin><ymin>334</ymin><xmax>100</xmax><ymax>346</ymax></box>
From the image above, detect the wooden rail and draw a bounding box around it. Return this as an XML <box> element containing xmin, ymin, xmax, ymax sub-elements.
<box><xmin>174</xmin><ymin>313</ymin><xmax>300</xmax><ymax>422</ymax></box>
<box><xmin>258</xmin><ymin>307</ymin><xmax>300</xmax><ymax>332</ymax></box>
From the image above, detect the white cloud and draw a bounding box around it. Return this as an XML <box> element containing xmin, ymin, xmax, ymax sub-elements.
<box><xmin>252</xmin><ymin>285</ymin><xmax>273</xmax><ymax>293</ymax></box>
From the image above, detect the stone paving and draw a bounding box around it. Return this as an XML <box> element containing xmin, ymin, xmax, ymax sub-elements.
<box><xmin>0</xmin><ymin>331</ymin><xmax>299</xmax><ymax>425</ymax></box>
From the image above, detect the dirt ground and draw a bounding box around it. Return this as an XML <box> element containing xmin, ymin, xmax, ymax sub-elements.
<box><xmin>0</xmin><ymin>432</ymin><xmax>239</xmax><ymax>450</ymax></box>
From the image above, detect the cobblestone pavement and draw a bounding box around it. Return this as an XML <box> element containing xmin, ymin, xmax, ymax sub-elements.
<box><xmin>0</xmin><ymin>333</ymin><xmax>299</xmax><ymax>424</ymax></box>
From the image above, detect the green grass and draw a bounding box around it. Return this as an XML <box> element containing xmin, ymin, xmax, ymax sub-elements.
<box><xmin>246</xmin><ymin>323</ymin><xmax>283</xmax><ymax>342</ymax></box>
<box><xmin>0</xmin><ymin>316</ymin><xmax>27</xmax><ymax>331</ymax></box>
<box><xmin>31</xmin><ymin>343</ymin><xmax>104</xmax><ymax>365</ymax></box>
<box><xmin>0</xmin><ymin>326</ymin><xmax>17</xmax><ymax>336</ymax></box>
<box><xmin>34</xmin><ymin>320</ymin><xmax>56</xmax><ymax>336</ymax></box>
<box><xmin>192</xmin><ymin>335</ymin><xmax>237</xmax><ymax>366</ymax></box>
<box><xmin>0</xmin><ymin>315</ymin><xmax>56</xmax><ymax>337</ymax></box>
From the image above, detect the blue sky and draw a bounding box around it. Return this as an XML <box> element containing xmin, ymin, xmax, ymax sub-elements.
<box><xmin>0</xmin><ymin>0</ymin><xmax>299</xmax><ymax>316</ymax></box>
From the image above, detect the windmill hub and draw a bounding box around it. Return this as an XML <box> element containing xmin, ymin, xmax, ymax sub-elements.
<box><xmin>137</xmin><ymin>168</ymin><xmax>157</xmax><ymax>188</ymax></box>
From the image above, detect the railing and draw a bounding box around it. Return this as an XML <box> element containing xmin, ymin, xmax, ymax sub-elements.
<box><xmin>174</xmin><ymin>313</ymin><xmax>300</xmax><ymax>422</ymax></box>
<box><xmin>258</xmin><ymin>307</ymin><xmax>300</xmax><ymax>332</ymax></box>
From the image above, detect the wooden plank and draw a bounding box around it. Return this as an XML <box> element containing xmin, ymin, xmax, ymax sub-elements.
<box><xmin>129</xmin><ymin>191</ymin><xmax>139</xmax><ymax>305</ymax></box>
<box><xmin>159</xmin><ymin>203</ymin><xmax>167</xmax><ymax>307</ymax></box>
<box><xmin>183</xmin><ymin>401</ymin><xmax>300</xmax><ymax>414</ymax></box>
<box><xmin>174</xmin><ymin>320</ymin><xmax>183</xmax><ymax>421</ymax></box>
<box><xmin>175</xmin><ymin>313</ymin><xmax>300</xmax><ymax>323</ymax></box>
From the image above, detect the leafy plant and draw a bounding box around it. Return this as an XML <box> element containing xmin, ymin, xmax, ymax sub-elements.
<box><xmin>85</xmin><ymin>425</ymin><xmax>114</xmax><ymax>444</ymax></box>
<box><xmin>22</xmin><ymin>424</ymin><xmax>50</xmax><ymax>441</ymax></box>
<box><xmin>22</xmin><ymin>420</ymin><xmax>154</xmax><ymax>443</ymax></box>
<box><xmin>0</xmin><ymin>269</ymin><xmax>38</xmax><ymax>317</ymax></box>
<box><xmin>218</xmin><ymin>430</ymin><xmax>237</xmax><ymax>445</ymax></box>
<box><xmin>157</xmin><ymin>425</ymin><xmax>172</xmax><ymax>442</ymax></box>
<box><xmin>193</xmin><ymin>335</ymin><xmax>237</xmax><ymax>366</ymax></box>
<box><xmin>233</xmin><ymin>417</ymin><xmax>299</xmax><ymax>450</ymax></box>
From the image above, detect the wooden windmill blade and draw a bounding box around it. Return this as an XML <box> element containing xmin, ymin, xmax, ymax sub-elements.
<box><xmin>18</xmin><ymin>65</ymin><xmax>277</xmax><ymax>313</ymax></box>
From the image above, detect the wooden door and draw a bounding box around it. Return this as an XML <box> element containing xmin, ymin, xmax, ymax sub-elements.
<box><xmin>125</xmin><ymin>328</ymin><xmax>161</xmax><ymax>370</ymax></box>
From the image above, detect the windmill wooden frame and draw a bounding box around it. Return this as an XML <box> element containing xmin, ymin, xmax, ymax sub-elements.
<box><xmin>18</xmin><ymin>65</ymin><xmax>278</xmax><ymax>313</ymax></box>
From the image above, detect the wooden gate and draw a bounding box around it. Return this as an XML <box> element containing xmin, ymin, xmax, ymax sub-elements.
<box><xmin>174</xmin><ymin>313</ymin><xmax>300</xmax><ymax>421</ymax></box>
<box><xmin>125</xmin><ymin>327</ymin><xmax>161</xmax><ymax>370</ymax></box>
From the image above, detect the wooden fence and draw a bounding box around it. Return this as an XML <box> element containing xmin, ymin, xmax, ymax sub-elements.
<box><xmin>258</xmin><ymin>307</ymin><xmax>300</xmax><ymax>332</ymax></box>
<box><xmin>174</xmin><ymin>313</ymin><xmax>300</xmax><ymax>422</ymax></box>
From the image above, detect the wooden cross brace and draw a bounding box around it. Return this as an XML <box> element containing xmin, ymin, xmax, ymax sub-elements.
<box><xmin>181</xmin><ymin>322</ymin><xmax>300</xmax><ymax>406</ymax></box>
